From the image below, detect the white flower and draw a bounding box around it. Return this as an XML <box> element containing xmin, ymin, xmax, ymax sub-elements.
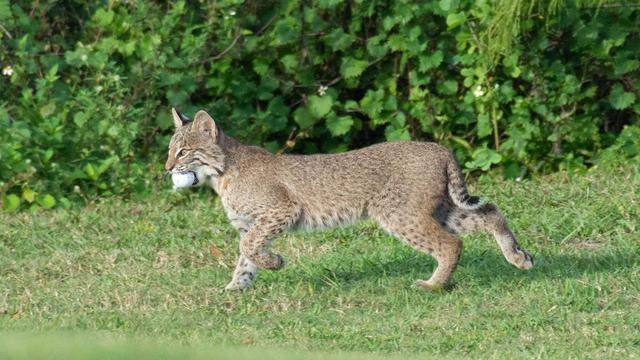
<box><xmin>317</xmin><ymin>85</ymin><xmax>328</xmax><ymax>96</ymax></box>
<box><xmin>229</xmin><ymin>9</ymin><xmax>236</xmax><ymax>16</ymax></box>
<box><xmin>473</xmin><ymin>85</ymin><xmax>484</xmax><ymax>97</ymax></box>
<box><xmin>2</xmin><ymin>65</ymin><xmax>13</xmax><ymax>76</ymax></box>
<box><xmin>81</xmin><ymin>54</ymin><xmax>88</xmax><ymax>62</ymax></box>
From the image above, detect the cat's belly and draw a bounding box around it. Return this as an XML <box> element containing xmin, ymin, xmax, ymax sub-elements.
<box><xmin>293</xmin><ymin>204</ymin><xmax>368</xmax><ymax>231</ymax></box>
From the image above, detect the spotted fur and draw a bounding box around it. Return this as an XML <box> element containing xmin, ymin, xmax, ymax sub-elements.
<box><xmin>165</xmin><ymin>109</ymin><xmax>534</xmax><ymax>291</ymax></box>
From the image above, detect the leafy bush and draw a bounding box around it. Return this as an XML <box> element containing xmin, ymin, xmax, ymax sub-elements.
<box><xmin>0</xmin><ymin>0</ymin><xmax>638</xmax><ymax>210</ymax></box>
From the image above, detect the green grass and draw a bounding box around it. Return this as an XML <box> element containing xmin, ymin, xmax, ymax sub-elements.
<box><xmin>1</xmin><ymin>162</ymin><xmax>639</xmax><ymax>358</ymax></box>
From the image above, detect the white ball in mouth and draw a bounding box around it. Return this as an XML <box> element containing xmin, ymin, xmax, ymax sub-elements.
<box><xmin>172</xmin><ymin>172</ymin><xmax>196</xmax><ymax>189</ymax></box>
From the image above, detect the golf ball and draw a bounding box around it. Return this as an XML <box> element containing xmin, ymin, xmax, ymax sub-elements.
<box><xmin>172</xmin><ymin>172</ymin><xmax>196</xmax><ymax>189</ymax></box>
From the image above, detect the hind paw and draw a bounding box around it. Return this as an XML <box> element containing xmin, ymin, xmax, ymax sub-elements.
<box><xmin>414</xmin><ymin>280</ymin><xmax>446</xmax><ymax>293</ymax></box>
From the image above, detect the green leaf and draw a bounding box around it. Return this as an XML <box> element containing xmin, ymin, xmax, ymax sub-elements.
<box><xmin>387</xmin><ymin>34</ymin><xmax>407</xmax><ymax>52</ymax></box>
<box><xmin>58</xmin><ymin>197</ymin><xmax>72</xmax><ymax>209</ymax></box>
<box><xmin>614</xmin><ymin>58</ymin><xmax>640</xmax><ymax>76</ymax></box>
<box><xmin>418</xmin><ymin>50</ymin><xmax>443</xmax><ymax>72</ymax></box>
<box><xmin>252</xmin><ymin>59</ymin><xmax>269</xmax><ymax>76</ymax></box>
<box><xmin>267</xmin><ymin>97</ymin><xmax>289</xmax><ymax>117</ymax></box>
<box><xmin>97</xmin><ymin>156</ymin><xmax>118</xmax><ymax>175</ymax></box>
<box><xmin>85</xmin><ymin>163</ymin><xmax>98</xmax><ymax>181</ymax></box>
<box><xmin>439</xmin><ymin>0</ymin><xmax>458</xmax><ymax>12</ymax></box>
<box><xmin>609</xmin><ymin>84</ymin><xmax>636</xmax><ymax>110</ymax></box>
<box><xmin>272</xmin><ymin>18</ymin><xmax>298</xmax><ymax>45</ymax></box>
<box><xmin>340</xmin><ymin>58</ymin><xmax>369</xmax><ymax>79</ymax></box>
<box><xmin>0</xmin><ymin>0</ymin><xmax>12</xmax><ymax>21</ymax></box>
<box><xmin>326</xmin><ymin>114</ymin><xmax>354</xmax><ymax>136</ymax></box>
<box><xmin>266</xmin><ymin>98</ymin><xmax>289</xmax><ymax>131</ymax></box>
<box><xmin>324</xmin><ymin>29</ymin><xmax>356</xmax><ymax>52</ymax></box>
<box><xmin>307</xmin><ymin>95</ymin><xmax>333</xmax><ymax>119</ymax></box>
<box><xmin>465</xmin><ymin>147</ymin><xmax>502</xmax><ymax>171</ymax></box>
<box><xmin>266</xmin><ymin>116</ymin><xmax>288</xmax><ymax>132</ymax></box>
<box><xmin>293</xmin><ymin>107</ymin><xmax>315</xmax><ymax>129</ymax></box>
<box><xmin>73</xmin><ymin>112</ymin><xmax>90</xmax><ymax>128</ymax></box>
<box><xmin>437</xmin><ymin>80</ymin><xmax>458</xmax><ymax>95</ymax></box>
<box><xmin>280</xmin><ymin>54</ymin><xmax>297</xmax><ymax>73</ymax></box>
<box><xmin>39</xmin><ymin>103</ymin><xmax>56</xmax><ymax>118</ymax></box>
<box><xmin>360</xmin><ymin>89</ymin><xmax>385</xmax><ymax>119</ymax></box>
<box><xmin>46</xmin><ymin>65</ymin><xmax>59</xmax><ymax>82</ymax></box>
<box><xmin>385</xmin><ymin>126</ymin><xmax>411</xmax><ymax>141</ymax></box>
<box><xmin>446</xmin><ymin>12</ymin><xmax>465</xmax><ymax>30</ymax></box>
<box><xmin>22</xmin><ymin>188</ymin><xmax>36</xmax><ymax>203</ymax></box>
<box><xmin>366</xmin><ymin>36</ymin><xmax>388</xmax><ymax>58</ymax></box>
<box><xmin>477</xmin><ymin>113</ymin><xmax>492</xmax><ymax>138</ymax></box>
<box><xmin>43</xmin><ymin>149</ymin><xmax>54</xmax><ymax>163</ymax></box>
<box><xmin>37</xmin><ymin>194</ymin><xmax>56</xmax><ymax>209</ymax></box>
<box><xmin>2</xmin><ymin>194</ymin><xmax>20</xmax><ymax>211</ymax></box>
<box><xmin>502</xmin><ymin>161</ymin><xmax>522</xmax><ymax>180</ymax></box>
<box><xmin>317</xmin><ymin>0</ymin><xmax>342</xmax><ymax>9</ymax></box>
<box><xmin>93</xmin><ymin>8</ymin><xmax>115</xmax><ymax>27</ymax></box>
<box><xmin>119</xmin><ymin>40</ymin><xmax>137</xmax><ymax>56</ymax></box>
<box><xmin>344</xmin><ymin>100</ymin><xmax>359</xmax><ymax>110</ymax></box>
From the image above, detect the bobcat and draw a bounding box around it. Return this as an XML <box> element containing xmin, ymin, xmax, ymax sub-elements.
<box><xmin>165</xmin><ymin>109</ymin><xmax>534</xmax><ymax>291</ymax></box>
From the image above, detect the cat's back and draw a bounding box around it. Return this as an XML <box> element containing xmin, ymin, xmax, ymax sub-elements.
<box><xmin>279</xmin><ymin>140</ymin><xmax>449</xmax><ymax>171</ymax></box>
<box><xmin>274</xmin><ymin>140</ymin><xmax>450</xmax><ymax>197</ymax></box>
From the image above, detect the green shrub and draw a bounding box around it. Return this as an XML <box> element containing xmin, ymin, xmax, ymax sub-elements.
<box><xmin>0</xmin><ymin>0</ymin><xmax>638</xmax><ymax>210</ymax></box>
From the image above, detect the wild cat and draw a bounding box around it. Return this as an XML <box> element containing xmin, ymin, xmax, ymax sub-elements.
<box><xmin>165</xmin><ymin>108</ymin><xmax>534</xmax><ymax>291</ymax></box>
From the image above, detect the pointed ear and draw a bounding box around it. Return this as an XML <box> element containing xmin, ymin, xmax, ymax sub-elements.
<box><xmin>193</xmin><ymin>110</ymin><xmax>219</xmax><ymax>141</ymax></box>
<box><xmin>171</xmin><ymin>108</ymin><xmax>192</xmax><ymax>128</ymax></box>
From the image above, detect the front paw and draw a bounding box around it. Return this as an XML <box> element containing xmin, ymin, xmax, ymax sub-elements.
<box><xmin>224</xmin><ymin>279</ymin><xmax>252</xmax><ymax>291</ymax></box>
<box><xmin>514</xmin><ymin>248</ymin><xmax>534</xmax><ymax>270</ymax></box>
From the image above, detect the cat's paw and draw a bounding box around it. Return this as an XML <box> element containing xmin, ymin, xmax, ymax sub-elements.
<box><xmin>514</xmin><ymin>248</ymin><xmax>534</xmax><ymax>270</ymax></box>
<box><xmin>267</xmin><ymin>254</ymin><xmax>285</xmax><ymax>270</ymax></box>
<box><xmin>224</xmin><ymin>279</ymin><xmax>252</xmax><ymax>291</ymax></box>
<box><xmin>415</xmin><ymin>280</ymin><xmax>446</xmax><ymax>293</ymax></box>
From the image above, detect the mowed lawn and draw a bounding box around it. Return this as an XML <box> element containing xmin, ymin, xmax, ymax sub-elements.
<box><xmin>1</xmin><ymin>162</ymin><xmax>639</xmax><ymax>358</ymax></box>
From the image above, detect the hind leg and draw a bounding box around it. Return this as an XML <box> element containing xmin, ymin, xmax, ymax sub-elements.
<box><xmin>446</xmin><ymin>203</ymin><xmax>533</xmax><ymax>269</ymax></box>
<box><xmin>371</xmin><ymin>209</ymin><xmax>463</xmax><ymax>291</ymax></box>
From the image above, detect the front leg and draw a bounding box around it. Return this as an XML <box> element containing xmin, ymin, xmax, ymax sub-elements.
<box><xmin>240</xmin><ymin>205</ymin><xmax>300</xmax><ymax>271</ymax></box>
<box><xmin>225</xmin><ymin>255</ymin><xmax>258</xmax><ymax>291</ymax></box>
<box><xmin>225</xmin><ymin>223</ymin><xmax>258</xmax><ymax>291</ymax></box>
<box><xmin>239</xmin><ymin>222</ymin><xmax>286</xmax><ymax>270</ymax></box>
<box><xmin>223</xmin><ymin>189</ymin><xmax>300</xmax><ymax>289</ymax></box>
<box><xmin>225</xmin><ymin>217</ymin><xmax>292</xmax><ymax>291</ymax></box>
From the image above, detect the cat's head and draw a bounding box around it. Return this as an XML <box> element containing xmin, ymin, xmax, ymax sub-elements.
<box><xmin>164</xmin><ymin>108</ymin><xmax>226</xmax><ymax>187</ymax></box>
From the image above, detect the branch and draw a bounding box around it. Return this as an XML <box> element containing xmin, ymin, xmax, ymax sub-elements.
<box><xmin>256</xmin><ymin>14</ymin><xmax>277</xmax><ymax>35</ymax></box>
<box><xmin>0</xmin><ymin>23</ymin><xmax>12</xmax><ymax>39</ymax></box>
<box><xmin>208</xmin><ymin>34</ymin><xmax>242</xmax><ymax>62</ymax></box>
<box><xmin>559</xmin><ymin>104</ymin><xmax>577</xmax><ymax>121</ymax></box>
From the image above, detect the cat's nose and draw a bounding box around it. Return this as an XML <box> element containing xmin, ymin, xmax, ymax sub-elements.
<box><xmin>165</xmin><ymin>160</ymin><xmax>174</xmax><ymax>171</ymax></box>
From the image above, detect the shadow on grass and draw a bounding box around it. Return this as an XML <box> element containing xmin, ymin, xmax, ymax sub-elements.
<box><xmin>278</xmin><ymin>247</ymin><xmax>638</xmax><ymax>290</ymax></box>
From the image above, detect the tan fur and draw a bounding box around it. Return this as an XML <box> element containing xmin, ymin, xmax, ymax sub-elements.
<box><xmin>165</xmin><ymin>109</ymin><xmax>534</xmax><ymax>291</ymax></box>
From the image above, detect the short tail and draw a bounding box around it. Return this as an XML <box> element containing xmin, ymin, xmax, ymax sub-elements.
<box><xmin>446</xmin><ymin>156</ymin><xmax>483</xmax><ymax>210</ymax></box>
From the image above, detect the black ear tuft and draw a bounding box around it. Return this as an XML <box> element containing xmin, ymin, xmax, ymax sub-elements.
<box><xmin>174</xmin><ymin>107</ymin><xmax>192</xmax><ymax>125</ymax></box>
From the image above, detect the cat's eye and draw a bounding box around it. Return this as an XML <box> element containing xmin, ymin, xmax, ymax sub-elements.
<box><xmin>177</xmin><ymin>149</ymin><xmax>187</xmax><ymax>158</ymax></box>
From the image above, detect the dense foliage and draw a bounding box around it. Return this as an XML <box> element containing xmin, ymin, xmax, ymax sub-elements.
<box><xmin>1</xmin><ymin>0</ymin><xmax>639</xmax><ymax>210</ymax></box>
